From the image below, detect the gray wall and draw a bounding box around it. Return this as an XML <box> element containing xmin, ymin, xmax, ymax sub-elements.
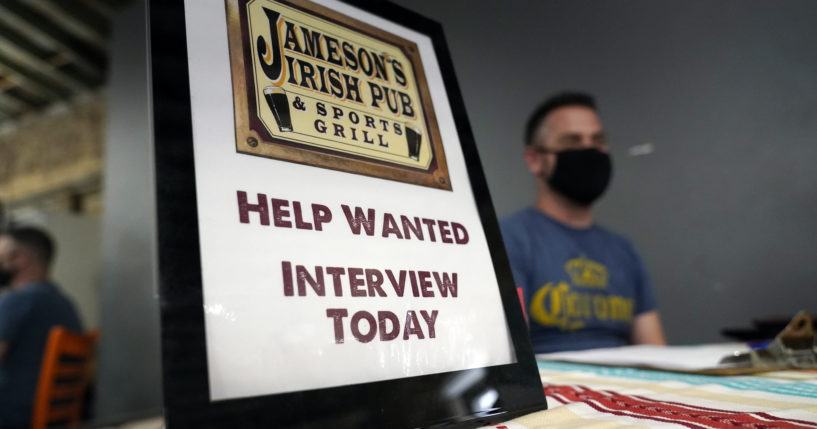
<box><xmin>392</xmin><ymin>0</ymin><xmax>817</xmax><ymax>344</ymax></box>
<box><xmin>96</xmin><ymin>0</ymin><xmax>162</xmax><ymax>420</ymax></box>
<box><xmin>47</xmin><ymin>212</ymin><xmax>101</xmax><ymax>330</ymax></box>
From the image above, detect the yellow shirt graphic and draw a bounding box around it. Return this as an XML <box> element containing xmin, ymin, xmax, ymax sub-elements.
<box><xmin>499</xmin><ymin>208</ymin><xmax>658</xmax><ymax>352</ymax></box>
<box><xmin>529</xmin><ymin>258</ymin><xmax>635</xmax><ymax>332</ymax></box>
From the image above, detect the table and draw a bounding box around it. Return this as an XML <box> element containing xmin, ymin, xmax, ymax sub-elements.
<box><xmin>100</xmin><ymin>345</ymin><xmax>817</xmax><ymax>428</ymax></box>
<box><xmin>484</xmin><ymin>359</ymin><xmax>817</xmax><ymax>428</ymax></box>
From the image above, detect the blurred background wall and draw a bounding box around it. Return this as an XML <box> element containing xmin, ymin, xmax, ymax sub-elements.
<box><xmin>391</xmin><ymin>0</ymin><xmax>817</xmax><ymax>345</ymax></box>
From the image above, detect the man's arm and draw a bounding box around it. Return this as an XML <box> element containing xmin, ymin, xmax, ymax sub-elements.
<box><xmin>0</xmin><ymin>341</ymin><xmax>7</xmax><ymax>361</ymax></box>
<box><xmin>631</xmin><ymin>310</ymin><xmax>666</xmax><ymax>345</ymax></box>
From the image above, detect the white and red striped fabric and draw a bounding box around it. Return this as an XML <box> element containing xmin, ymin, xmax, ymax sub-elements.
<box><xmin>484</xmin><ymin>360</ymin><xmax>817</xmax><ymax>428</ymax></box>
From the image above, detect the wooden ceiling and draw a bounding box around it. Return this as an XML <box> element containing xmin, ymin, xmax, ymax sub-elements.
<box><xmin>0</xmin><ymin>0</ymin><xmax>131</xmax><ymax>125</ymax></box>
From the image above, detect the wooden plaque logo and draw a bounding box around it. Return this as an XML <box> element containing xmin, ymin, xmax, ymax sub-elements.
<box><xmin>225</xmin><ymin>0</ymin><xmax>452</xmax><ymax>190</ymax></box>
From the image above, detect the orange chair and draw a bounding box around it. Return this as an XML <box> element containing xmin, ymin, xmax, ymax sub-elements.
<box><xmin>31</xmin><ymin>327</ymin><xmax>99</xmax><ymax>429</ymax></box>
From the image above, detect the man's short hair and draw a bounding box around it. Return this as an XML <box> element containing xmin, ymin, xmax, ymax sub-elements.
<box><xmin>2</xmin><ymin>226</ymin><xmax>56</xmax><ymax>266</ymax></box>
<box><xmin>524</xmin><ymin>91</ymin><xmax>597</xmax><ymax>146</ymax></box>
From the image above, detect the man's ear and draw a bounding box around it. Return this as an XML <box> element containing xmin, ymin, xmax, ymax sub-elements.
<box><xmin>524</xmin><ymin>146</ymin><xmax>543</xmax><ymax>176</ymax></box>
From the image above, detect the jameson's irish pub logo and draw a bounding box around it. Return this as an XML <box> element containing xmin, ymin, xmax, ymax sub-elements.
<box><xmin>225</xmin><ymin>0</ymin><xmax>452</xmax><ymax>190</ymax></box>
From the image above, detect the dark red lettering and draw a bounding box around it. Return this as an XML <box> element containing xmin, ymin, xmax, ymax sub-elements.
<box><xmin>438</xmin><ymin>220</ymin><xmax>453</xmax><ymax>243</ymax></box>
<box><xmin>378</xmin><ymin>311</ymin><xmax>400</xmax><ymax>341</ymax></box>
<box><xmin>326</xmin><ymin>308</ymin><xmax>348</xmax><ymax>344</ymax></box>
<box><xmin>381</xmin><ymin>213</ymin><xmax>403</xmax><ymax>239</ymax></box>
<box><xmin>341</xmin><ymin>205</ymin><xmax>376</xmax><ymax>236</ymax></box>
<box><xmin>282</xmin><ymin>261</ymin><xmax>293</xmax><ymax>296</ymax></box>
<box><xmin>403</xmin><ymin>310</ymin><xmax>424</xmax><ymax>340</ymax></box>
<box><xmin>293</xmin><ymin>201</ymin><xmax>313</xmax><ymax>230</ymax></box>
<box><xmin>420</xmin><ymin>310</ymin><xmax>438</xmax><ymax>338</ymax></box>
<box><xmin>365</xmin><ymin>269</ymin><xmax>386</xmax><ymax>297</ymax></box>
<box><xmin>237</xmin><ymin>191</ymin><xmax>269</xmax><ymax>225</ymax></box>
<box><xmin>417</xmin><ymin>270</ymin><xmax>434</xmax><ymax>297</ymax></box>
<box><xmin>348</xmin><ymin>267</ymin><xmax>366</xmax><ymax>297</ymax></box>
<box><xmin>312</xmin><ymin>204</ymin><xmax>332</xmax><ymax>231</ymax></box>
<box><xmin>326</xmin><ymin>267</ymin><xmax>345</xmax><ymax>297</ymax></box>
<box><xmin>408</xmin><ymin>270</ymin><xmax>420</xmax><ymax>297</ymax></box>
<box><xmin>295</xmin><ymin>265</ymin><xmax>324</xmax><ymax>296</ymax></box>
<box><xmin>401</xmin><ymin>216</ymin><xmax>423</xmax><ymax>240</ymax></box>
<box><xmin>452</xmin><ymin>222</ymin><xmax>469</xmax><ymax>244</ymax></box>
<box><xmin>271</xmin><ymin>198</ymin><xmax>292</xmax><ymax>228</ymax></box>
<box><xmin>434</xmin><ymin>272</ymin><xmax>458</xmax><ymax>298</ymax></box>
<box><xmin>351</xmin><ymin>311</ymin><xmax>377</xmax><ymax>343</ymax></box>
<box><xmin>386</xmin><ymin>269</ymin><xmax>407</xmax><ymax>297</ymax></box>
<box><xmin>421</xmin><ymin>218</ymin><xmax>437</xmax><ymax>241</ymax></box>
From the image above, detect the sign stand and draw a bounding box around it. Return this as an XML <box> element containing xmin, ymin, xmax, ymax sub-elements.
<box><xmin>150</xmin><ymin>0</ymin><xmax>547</xmax><ymax>427</ymax></box>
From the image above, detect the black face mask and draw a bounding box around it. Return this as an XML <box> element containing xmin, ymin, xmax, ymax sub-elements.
<box><xmin>0</xmin><ymin>267</ymin><xmax>14</xmax><ymax>288</ymax></box>
<box><xmin>546</xmin><ymin>148</ymin><xmax>612</xmax><ymax>206</ymax></box>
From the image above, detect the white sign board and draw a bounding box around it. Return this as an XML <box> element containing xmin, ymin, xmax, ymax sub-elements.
<box><xmin>183</xmin><ymin>0</ymin><xmax>514</xmax><ymax>401</ymax></box>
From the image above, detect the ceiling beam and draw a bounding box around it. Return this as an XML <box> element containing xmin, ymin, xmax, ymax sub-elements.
<box><xmin>0</xmin><ymin>0</ymin><xmax>122</xmax><ymax>125</ymax></box>
<box><xmin>20</xmin><ymin>0</ymin><xmax>110</xmax><ymax>51</ymax></box>
<box><xmin>0</xmin><ymin>92</ymin><xmax>27</xmax><ymax>117</ymax></box>
<box><xmin>0</xmin><ymin>19</ymin><xmax>103</xmax><ymax>84</ymax></box>
<box><xmin>0</xmin><ymin>52</ymin><xmax>71</xmax><ymax>100</ymax></box>
<box><xmin>0</xmin><ymin>35</ymin><xmax>88</xmax><ymax>94</ymax></box>
<box><xmin>0</xmin><ymin>2</ymin><xmax>107</xmax><ymax>75</ymax></box>
<box><xmin>0</xmin><ymin>73</ymin><xmax>50</xmax><ymax>110</ymax></box>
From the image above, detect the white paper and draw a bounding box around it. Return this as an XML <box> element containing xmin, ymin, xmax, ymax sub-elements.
<box><xmin>538</xmin><ymin>343</ymin><xmax>750</xmax><ymax>371</ymax></box>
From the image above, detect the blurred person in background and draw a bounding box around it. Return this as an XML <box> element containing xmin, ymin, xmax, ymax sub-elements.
<box><xmin>501</xmin><ymin>92</ymin><xmax>666</xmax><ymax>353</ymax></box>
<box><xmin>0</xmin><ymin>226</ymin><xmax>83</xmax><ymax>429</ymax></box>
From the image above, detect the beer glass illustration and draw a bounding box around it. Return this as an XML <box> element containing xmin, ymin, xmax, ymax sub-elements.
<box><xmin>404</xmin><ymin>123</ymin><xmax>422</xmax><ymax>161</ymax></box>
<box><xmin>263</xmin><ymin>85</ymin><xmax>293</xmax><ymax>132</ymax></box>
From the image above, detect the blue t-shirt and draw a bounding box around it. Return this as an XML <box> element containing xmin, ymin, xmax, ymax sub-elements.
<box><xmin>0</xmin><ymin>282</ymin><xmax>83</xmax><ymax>428</ymax></box>
<box><xmin>500</xmin><ymin>208</ymin><xmax>657</xmax><ymax>354</ymax></box>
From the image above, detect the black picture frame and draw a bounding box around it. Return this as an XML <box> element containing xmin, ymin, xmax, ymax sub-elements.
<box><xmin>149</xmin><ymin>0</ymin><xmax>547</xmax><ymax>427</ymax></box>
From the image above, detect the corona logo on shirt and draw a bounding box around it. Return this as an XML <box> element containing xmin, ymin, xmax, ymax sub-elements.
<box><xmin>224</xmin><ymin>0</ymin><xmax>452</xmax><ymax>190</ymax></box>
<box><xmin>565</xmin><ymin>256</ymin><xmax>608</xmax><ymax>288</ymax></box>
<box><xmin>529</xmin><ymin>257</ymin><xmax>634</xmax><ymax>331</ymax></box>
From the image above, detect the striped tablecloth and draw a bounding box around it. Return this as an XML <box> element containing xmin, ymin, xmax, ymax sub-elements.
<box><xmin>485</xmin><ymin>361</ymin><xmax>817</xmax><ymax>428</ymax></box>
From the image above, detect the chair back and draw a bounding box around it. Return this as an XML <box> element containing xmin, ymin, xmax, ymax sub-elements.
<box><xmin>31</xmin><ymin>327</ymin><xmax>99</xmax><ymax>429</ymax></box>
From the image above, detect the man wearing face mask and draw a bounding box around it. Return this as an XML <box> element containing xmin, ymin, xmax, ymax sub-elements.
<box><xmin>500</xmin><ymin>92</ymin><xmax>665</xmax><ymax>353</ymax></box>
<box><xmin>0</xmin><ymin>226</ymin><xmax>83</xmax><ymax>429</ymax></box>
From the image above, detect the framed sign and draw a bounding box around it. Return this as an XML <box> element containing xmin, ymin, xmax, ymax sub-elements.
<box><xmin>150</xmin><ymin>0</ymin><xmax>547</xmax><ymax>427</ymax></box>
<box><xmin>225</xmin><ymin>0</ymin><xmax>451</xmax><ymax>190</ymax></box>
